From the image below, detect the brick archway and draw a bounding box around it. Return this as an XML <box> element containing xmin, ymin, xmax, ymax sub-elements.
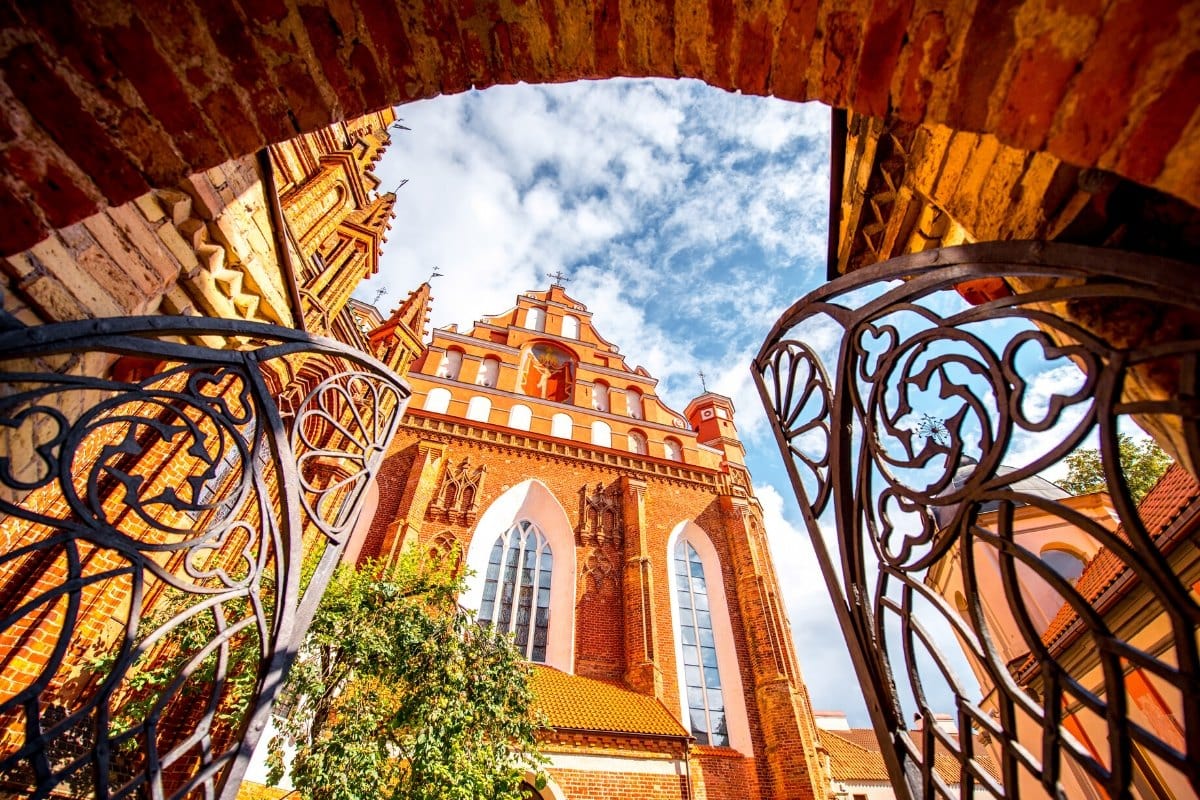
<box><xmin>0</xmin><ymin>0</ymin><xmax>1196</xmax><ymax>255</ymax></box>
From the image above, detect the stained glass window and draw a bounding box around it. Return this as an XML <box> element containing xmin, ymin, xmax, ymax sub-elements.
<box><xmin>674</xmin><ymin>539</ymin><xmax>728</xmax><ymax>746</ymax></box>
<box><xmin>478</xmin><ymin>520</ymin><xmax>554</xmax><ymax>662</ymax></box>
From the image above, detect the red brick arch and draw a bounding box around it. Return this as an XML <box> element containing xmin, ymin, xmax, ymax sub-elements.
<box><xmin>1</xmin><ymin>0</ymin><xmax>1197</xmax><ymax>256</ymax></box>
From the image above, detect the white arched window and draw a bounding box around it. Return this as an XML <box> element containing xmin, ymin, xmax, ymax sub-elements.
<box><xmin>561</xmin><ymin>314</ymin><xmax>580</xmax><ymax>339</ymax></box>
<box><xmin>466</xmin><ymin>395</ymin><xmax>491</xmax><ymax>423</ymax></box>
<box><xmin>508</xmin><ymin>404</ymin><xmax>533</xmax><ymax>431</ymax></box>
<box><xmin>550</xmin><ymin>413</ymin><xmax>573</xmax><ymax>439</ymax></box>
<box><xmin>478</xmin><ymin>520</ymin><xmax>554</xmax><ymax>662</ymax></box>
<box><xmin>476</xmin><ymin>356</ymin><xmax>500</xmax><ymax>388</ymax></box>
<box><xmin>625</xmin><ymin>387</ymin><xmax>643</xmax><ymax>419</ymax></box>
<box><xmin>664</xmin><ymin>438</ymin><xmax>683</xmax><ymax>462</ymax></box>
<box><xmin>592</xmin><ymin>381</ymin><xmax>610</xmax><ymax>413</ymax></box>
<box><xmin>424</xmin><ymin>387</ymin><xmax>452</xmax><ymax>414</ymax></box>
<box><xmin>526</xmin><ymin>307</ymin><xmax>546</xmax><ymax>332</ymax></box>
<box><xmin>591</xmin><ymin>421</ymin><xmax>612</xmax><ymax>448</ymax></box>
<box><xmin>435</xmin><ymin>349</ymin><xmax>463</xmax><ymax>380</ymax></box>
<box><xmin>668</xmin><ymin>523</ymin><xmax>752</xmax><ymax>754</ymax></box>
<box><xmin>462</xmin><ymin>480</ymin><xmax>577</xmax><ymax>671</ymax></box>
<box><xmin>628</xmin><ymin>430</ymin><xmax>647</xmax><ymax>455</ymax></box>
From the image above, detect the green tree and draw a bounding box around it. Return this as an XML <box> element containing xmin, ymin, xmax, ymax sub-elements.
<box><xmin>1060</xmin><ymin>433</ymin><xmax>1172</xmax><ymax>503</ymax></box>
<box><xmin>267</xmin><ymin>549</ymin><xmax>545</xmax><ymax>800</ymax></box>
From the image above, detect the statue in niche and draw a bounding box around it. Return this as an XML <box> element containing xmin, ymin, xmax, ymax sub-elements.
<box><xmin>520</xmin><ymin>343</ymin><xmax>576</xmax><ymax>402</ymax></box>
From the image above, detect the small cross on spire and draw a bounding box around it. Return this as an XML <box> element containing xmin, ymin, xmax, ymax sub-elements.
<box><xmin>547</xmin><ymin>270</ymin><xmax>570</xmax><ymax>286</ymax></box>
<box><xmin>429</xmin><ymin>266</ymin><xmax>444</xmax><ymax>281</ymax></box>
<box><xmin>698</xmin><ymin>370</ymin><xmax>708</xmax><ymax>392</ymax></box>
<box><xmin>372</xmin><ymin>286</ymin><xmax>389</xmax><ymax>304</ymax></box>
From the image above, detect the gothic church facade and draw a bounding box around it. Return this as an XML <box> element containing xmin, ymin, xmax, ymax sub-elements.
<box><xmin>352</xmin><ymin>281</ymin><xmax>830</xmax><ymax>800</ymax></box>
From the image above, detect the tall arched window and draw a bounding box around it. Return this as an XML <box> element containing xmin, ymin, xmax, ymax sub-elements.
<box><xmin>478</xmin><ymin>520</ymin><xmax>553</xmax><ymax>662</ymax></box>
<box><xmin>591</xmin><ymin>420</ymin><xmax>612</xmax><ymax>448</ymax></box>
<box><xmin>550</xmin><ymin>413</ymin><xmax>573</xmax><ymax>439</ymax></box>
<box><xmin>476</xmin><ymin>356</ymin><xmax>500</xmax><ymax>388</ymax></box>
<box><xmin>561</xmin><ymin>314</ymin><xmax>580</xmax><ymax>338</ymax></box>
<box><xmin>508</xmin><ymin>404</ymin><xmax>533</xmax><ymax>431</ymax></box>
<box><xmin>424</xmin><ymin>387</ymin><xmax>452</xmax><ymax>414</ymax></box>
<box><xmin>674</xmin><ymin>539</ymin><xmax>728</xmax><ymax>746</ymax></box>
<box><xmin>592</xmin><ymin>380</ymin><xmax>610</xmax><ymax>413</ymax></box>
<box><xmin>466</xmin><ymin>395</ymin><xmax>491</xmax><ymax>422</ymax></box>
<box><xmin>436</xmin><ymin>348</ymin><xmax>463</xmax><ymax>380</ymax></box>
<box><xmin>664</xmin><ymin>437</ymin><xmax>683</xmax><ymax>462</ymax></box>
<box><xmin>526</xmin><ymin>307</ymin><xmax>546</xmax><ymax>332</ymax></box>
<box><xmin>628</xmin><ymin>430</ymin><xmax>647</xmax><ymax>455</ymax></box>
<box><xmin>625</xmin><ymin>387</ymin><xmax>643</xmax><ymax>419</ymax></box>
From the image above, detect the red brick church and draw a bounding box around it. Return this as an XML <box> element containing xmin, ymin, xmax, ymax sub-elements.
<box><xmin>348</xmin><ymin>279</ymin><xmax>830</xmax><ymax>799</ymax></box>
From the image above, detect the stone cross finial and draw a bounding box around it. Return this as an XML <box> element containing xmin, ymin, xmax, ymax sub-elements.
<box><xmin>699</xmin><ymin>370</ymin><xmax>707</xmax><ymax>392</ymax></box>
<box><xmin>547</xmin><ymin>270</ymin><xmax>570</xmax><ymax>286</ymax></box>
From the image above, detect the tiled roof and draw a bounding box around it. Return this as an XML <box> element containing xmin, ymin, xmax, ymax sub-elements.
<box><xmin>530</xmin><ymin>665</ymin><xmax>689</xmax><ymax>738</ymax></box>
<box><xmin>821</xmin><ymin>728</ymin><xmax>999</xmax><ymax>785</ymax></box>
<box><xmin>1039</xmin><ymin>463</ymin><xmax>1200</xmax><ymax>653</ymax></box>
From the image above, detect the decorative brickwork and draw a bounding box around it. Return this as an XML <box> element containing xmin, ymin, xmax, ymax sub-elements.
<box><xmin>0</xmin><ymin>0</ymin><xmax>1197</xmax><ymax>257</ymax></box>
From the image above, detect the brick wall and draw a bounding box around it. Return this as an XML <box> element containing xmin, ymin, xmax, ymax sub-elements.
<box><xmin>0</xmin><ymin>0</ymin><xmax>1197</xmax><ymax>256</ymax></box>
<box><xmin>361</xmin><ymin>408</ymin><xmax>826</xmax><ymax>799</ymax></box>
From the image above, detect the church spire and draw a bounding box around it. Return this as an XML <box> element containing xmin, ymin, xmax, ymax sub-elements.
<box><xmin>367</xmin><ymin>281</ymin><xmax>433</xmax><ymax>374</ymax></box>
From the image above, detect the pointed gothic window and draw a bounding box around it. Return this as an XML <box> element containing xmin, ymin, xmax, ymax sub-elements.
<box><xmin>478</xmin><ymin>521</ymin><xmax>553</xmax><ymax>662</ymax></box>
<box><xmin>674</xmin><ymin>539</ymin><xmax>728</xmax><ymax>746</ymax></box>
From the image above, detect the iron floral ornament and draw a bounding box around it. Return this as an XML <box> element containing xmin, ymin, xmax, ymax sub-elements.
<box><xmin>755</xmin><ymin>242</ymin><xmax>1200</xmax><ymax>800</ymax></box>
<box><xmin>0</xmin><ymin>316</ymin><xmax>408</xmax><ymax>800</ymax></box>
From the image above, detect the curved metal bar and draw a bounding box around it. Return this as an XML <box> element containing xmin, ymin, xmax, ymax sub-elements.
<box><xmin>0</xmin><ymin>316</ymin><xmax>410</xmax><ymax>800</ymax></box>
<box><xmin>754</xmin><ymin>242</ymin><xmax>1200</xmax><ymax>799</ymax></box>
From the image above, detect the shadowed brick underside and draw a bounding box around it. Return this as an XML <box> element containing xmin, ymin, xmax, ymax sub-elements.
<box><xmin>0</xmin><ymin>0</ymin><xmax>1198</xmax><ymax>255</ymax></box>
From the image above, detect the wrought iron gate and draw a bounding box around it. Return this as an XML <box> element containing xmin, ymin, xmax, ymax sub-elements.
<box><xmin>0</xmin><ymin>315</ymin><xmax>409</xmax><ymax>799</ymax></box>
<box><xmin>754</xmin><ymin>242</ymin><xmax>1200</xmax><ymax>799</ymax></box>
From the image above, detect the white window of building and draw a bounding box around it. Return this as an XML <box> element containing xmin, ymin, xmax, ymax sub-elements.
<box><xmin>424</xmin><ymin>387</ymin><xmax>452</xmax><ymax>414</ymax></box>
<box><xmin>628</xmin><ymin>430</ymin><xmax>647</xmax><ymax>455</ymax></box>
<box><xmin>466</xmin><ymin>395</ymin><xmax>491</xmax><ymax>423</ymax></box>
<box><xmin>550</xmin><ymin>413</ymin><xmax>573</xmax><ymax>439</ymax></box>
<box><xmin>664</xmin><ymin>438</ymin><xmax>683</xmax><ymax>462</ymax></box>
<box><xmin>526</xmin><ymin>307</ymin><xmax>546</xmax><ymax>332</ymax></box>
<box><xmin>675</xmin><ymin>538</ymin><xmax>728</xmax><ymax>746</ymax></box>
<box><xmin>668</xmin><ymin>522</ymin><xmax>752</xmax><ymax>755</ymax></box>
<box><xmin>591</xmin><ymin>421</ymin><xmax>612</xmax><ymax>448</ymax></box>
<box><xmin>562</xmin><ymin>314</ymin><xmax>580</xmax><ymax>339</ymax></box>
<box><xmin>626</xmin><ymin>387</ymin><xmax>643</xmax><ymax>419</ymax></box>
<box><xmin>592</xmin><ymin>381</ymin><xmax>610</xmax><ymax>413</ymax></box>
<box><xmin>435</xmin><ymin>348</ymin><xmax>463</xmax><ymax>380</ymax></box>
<box><xmin>476</xmin><ymin>356</ymin><xmax>500</xmax><ymax>388</ymax></box>
<box><xmin>478</xmin><ymin>520</ymin><xmax>554</xmax><ymax>662</ymax></box>
<box><xmin>508</xmin><ymin>404</ymin><xmax>533</xmax><ymax>431</ymax></box>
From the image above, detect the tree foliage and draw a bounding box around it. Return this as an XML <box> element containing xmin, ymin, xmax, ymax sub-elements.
<box><xmin>267</xmin><ymin>549</ymin><xmax>545</xmax><ymax>800</ymax></box>
<box><xmin>1060</xmin><ymin>433</ymin><xmax>1172</xmax><ymax>503</ymax></box>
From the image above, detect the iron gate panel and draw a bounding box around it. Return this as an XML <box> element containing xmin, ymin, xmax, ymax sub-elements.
<box><xmin>754</xmin><ymin>242</ymin><xmax>1200</xmax><ymax>799</ymax></box>
<box><xmin>0</xmin><ymin>316</ymin><xmax>410</xmax><ymax>800</ymax></box>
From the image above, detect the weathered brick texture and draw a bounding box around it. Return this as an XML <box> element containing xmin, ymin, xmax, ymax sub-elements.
<box><xmin>0</xmin><ymin>0</ymin><xmax>1197</xmax><ymax>255</ymax></box>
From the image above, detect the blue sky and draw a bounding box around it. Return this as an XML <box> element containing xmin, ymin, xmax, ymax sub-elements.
<box><xmin>355</xmin><ymin>77</ymin><xmax>877</xmax><ymax>720</ymax></box>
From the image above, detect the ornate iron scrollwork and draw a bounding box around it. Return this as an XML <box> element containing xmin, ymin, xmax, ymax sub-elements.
<box><xmin>0</xmin><ymin>316</ymin><xmax>409</xmax><ymax>800</ymax></box>
<box><xmin>754</xmin><ymin>242</ymin><xmax>1200</xmax><ymax>799</ymax></box>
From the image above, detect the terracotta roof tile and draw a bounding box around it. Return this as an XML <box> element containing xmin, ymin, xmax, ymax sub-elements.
<box><xmin>1039</xmin><ymin>464</ymin><xmax>1200</xmax><ymax>652</ymax></box>
<box><xmin>821</xmin><ymin>728</ymin><xmax>999</xmax><ymax>785</ymax></box>
<box><xmin>530</xmin><ymin>666</ymin><xmax>689</xmax><ymax>738</ymax></box>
